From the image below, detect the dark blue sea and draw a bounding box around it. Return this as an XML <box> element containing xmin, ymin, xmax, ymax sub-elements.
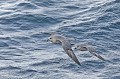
<box><xmin>0</xmin><ymin>0</ymin><xmax>120</xmax><ymax>79</ymax></box>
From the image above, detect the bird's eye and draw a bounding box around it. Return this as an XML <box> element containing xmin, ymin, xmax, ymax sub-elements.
<box><xmin>77</xmin><ymin>46</ymin><xmax>79</xmax><ymax>48</ymax></box>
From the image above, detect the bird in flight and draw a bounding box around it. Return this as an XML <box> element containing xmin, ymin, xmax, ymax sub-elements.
<box><xmin>74</xmin><ymin>43</ymin><xmax>105</xmax><ymax>61</ymax></box>
<box><xmin>48</xmin><ymin>34</ymin><xmax>81</xmax><ymax>65</ymax></box>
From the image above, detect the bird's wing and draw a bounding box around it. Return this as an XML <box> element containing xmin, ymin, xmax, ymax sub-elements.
<box><xmin>87</xmin><ymin>47</ymin><xmax>105</xmax><ymax>61</ymax></box>
<box><xmin>63</xmin><ymin>48</ymin><xmax>81</xmax><ymax>65</ymax></box>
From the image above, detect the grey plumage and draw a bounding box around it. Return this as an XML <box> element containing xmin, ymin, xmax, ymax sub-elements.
<box><xmin>75</xmin><ymin>43</ymin><xmax>105</xmax><ymax>61</ymax></box>
<box><xmin>48</xmin><ymin>34</ymin><xmax>81</xmax><ymax>65</ymax></box>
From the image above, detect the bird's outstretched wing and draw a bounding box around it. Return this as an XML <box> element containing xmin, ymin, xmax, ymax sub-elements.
<box><xmin>87</xmin><ymin>47</ymin><xmax>105</xmax><ymax>61</ymax></box>
<box><xmin>63</xmin><ymin>48</ymin><xmax>81</xmax><ymax>65</ymax></box>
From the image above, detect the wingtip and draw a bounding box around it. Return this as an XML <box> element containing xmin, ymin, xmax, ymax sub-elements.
<box><xmin>102</xmin><ymin>58</ymin><xmax>106</xmax><ymax>61</ymax></box>
<box><xmin>76</xmin><ymin>62</ymin><xmax>81</xmax><ymax>66</ymax></box>
<box><xmin>98</xmin><ymin>55</ymin><xmax>106</xmax><ymax>61</ymax></box>
<box><xmin>78</xmin><ymin>63</ymin><xmax>81</xmax><ymax>66</ymax></box>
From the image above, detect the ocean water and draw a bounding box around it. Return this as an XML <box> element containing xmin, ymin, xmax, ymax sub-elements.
<box><xmin>0</xmin><ymin>0</ymin><xmax>120</xmax><ymax>79</ymax></box>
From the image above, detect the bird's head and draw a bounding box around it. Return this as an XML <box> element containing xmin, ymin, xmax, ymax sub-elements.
<box><xmin>74</xmin><ymin>43</ymin><xmax>87</xmax><ymax>51</ymax></box>
<box><xmin>48</xmin><ymin>34</ymin><xmax>60</xmax><ymax>43</ymax></box>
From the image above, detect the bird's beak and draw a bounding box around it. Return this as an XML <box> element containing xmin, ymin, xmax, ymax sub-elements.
<box><xmin>73</xmin><ymin>47</ymin><xmax>77</xmax><ymax>51</ymax></box>
<box><xmin>47</xmin><ymin>39</ymin><xmax>49</xmax><ymax>42</ymax></box>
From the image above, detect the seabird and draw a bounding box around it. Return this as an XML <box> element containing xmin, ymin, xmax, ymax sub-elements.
<box><xmin>48</xmin><ymin>34</ymin><xmax>81</xmax><ymax>65</ymax></box>
<box><xmin>74</xmin><ymin>43</ymin><xmax>105</xmax><ymax>61</ymax></box>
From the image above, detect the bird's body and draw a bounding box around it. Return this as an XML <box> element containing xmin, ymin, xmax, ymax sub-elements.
<box><xmin>48</xmin><ymin>34</ymin><xmax>81</xmax><ymax>65</ymax></box>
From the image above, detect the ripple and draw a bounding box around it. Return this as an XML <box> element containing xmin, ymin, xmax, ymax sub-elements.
<box><xmin>0</xmin><ymin>66</ymin><xmax>21</xmax><ymax>71</ymax></box>
<box><xmin>17</xmin><ymin>2</ymin><xmax>39</xmax><ymax>10</ymax></box>
<box><xmin>96</xmin><ymin>12</ymin><xmax>118</xmax><ymax>23</ymax></box>
<box><xmin>17</xmin><ymin>69</ymin><xmax>38</xmax><ymax>74</ymax></box>
<box><xmin>109</xmin><ymin>21</ymin><xmax>120</xmax><ymax>29</ymax></box>
<box><xmin>62</xmin><ymin>5</ymin><xmax>80</xmax><ymax>10</ymax></box>
<box><xmin>0</xmin><ymin>41</ymin><xmax>9</xmax><ymax>47</ymax></box>
<box><xmin>30</xmin><ymin>32</ymin><xmax>49</xmax><ymax>39</ymax></box>
<box><xmin>31</xmin><ymin>0</ymin><xmax>64</xmax><ymax>7</ymax></box>
<box><xmin>7</xmin><ymin>39</ymin><xmax>20</xmax><ymax>46</ymax></box>
<box><xmin>31</xmin><ymin>58</ymin><xmax>66</xmax><ymax>66</ymax></box>
<box><xmin>82</xmin><ymin>60</ymin><xmax>105</xmax><ymax>69</ymax></box>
